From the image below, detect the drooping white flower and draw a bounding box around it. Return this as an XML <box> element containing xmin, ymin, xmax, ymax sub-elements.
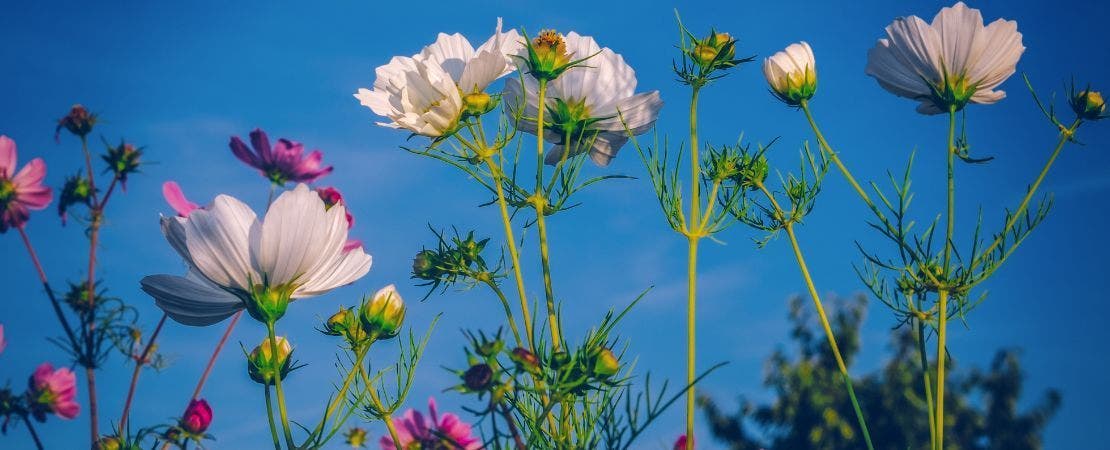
<box><xmin>141</xmin><ymin>184</ymin><xmax>372</xmax><ymax>326</ymax></box>
<box><xmin>865</xmin><ymin>2</ymin><xmax>1024</xmax><ymax>114</ymax></box>
<box><xmin>354</xmin><ymin>19</ymin><xmax>522</xmax><ymax>137</ymax></box>
<box><xmin>503</xmin><ymin>32</ymin><xmax>663</xmax><ymax>167</ymax></box>
<box><xmin>763</xmin><ymin>42</ymin><xmax>817</xmax><ymax>106</ymax></box>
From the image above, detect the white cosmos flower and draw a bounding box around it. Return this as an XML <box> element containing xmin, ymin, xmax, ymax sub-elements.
<box><xmin>141</xmin><ymin>184</ymin><xmax>373</xmax><ymax>326</ymax></box>
<box><xmin>763</xmin><ymin>41</ymin><xmax>817</xmax><ymax>106</ymax></box>
<box><xmin>503</xmin><ymin>32</ymin><xmax>663</xmax><ymax>167</ymax></box>
<box><xmin>865</xmin><ymin>2</ymin><xmax>1024</xmax><ymax>114</ymax></box>
<box><xmin>354</xmin><ymin>19</ymin><xmax>522</xmax><ymax>137</ymax></box>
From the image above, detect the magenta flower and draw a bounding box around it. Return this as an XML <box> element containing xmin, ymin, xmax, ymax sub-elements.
<box><xmin>673</xmin><ymin>434</ymin><xmax>691</xmax><ymax>450</ymax></box>
<box><xmin>229</xmin><ymin>128</ymin><xmax>333</xmax><ymax>185</ymax></box>
<box><xmin>29</xmin><ymin>362</ymin><xmax>79</xmax><ymax>420</ymax></box>
<box><xmin>162</xmin><ymin>181</ymin><xmax>199</xmax><ymax>217</ymax></box>
<box><xmin>0</xmin><ymin>324</ymin><xmax>6</xmax><ymax>355</ymax></box>
<box><xmin>0</xmin><ymin>135</ymin><xmax>52</xmax><ymax>233</ymax></box>
<box><xmin>180</xmin><ymin>398</ymin><xmax>213</xmax><ymax>434</ymax></box>
<box><xmin>316</xmin><ymin>186</ymin><xmax>363</xmax><ymax>252</ymax></box>
<box><xmin>379</xmin><ymin>397</ymin><xmax>481</xmax><ymax>450</ymax></box>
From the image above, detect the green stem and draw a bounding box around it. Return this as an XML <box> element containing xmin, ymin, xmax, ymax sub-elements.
<box><xmin>264</xmin><ymin>386</ymin><xmax>281</xmax><ymax>450</ymax></box>
<box><xmin>935</xmin><ymin>290</ymin><xmax>949</xmax><ymax>450</ymax></box>
<box><xmin>684</xmin><ymin>85</ymin><xmax>702</xmax><ymax>450</ymax></box>
<box><xmin>484</xmin><ymin>157</ymin><xmax>536</xmax><ymax>351</ymax></box>
<box><xmin>943</xmin><ymin>109</ymin><xmax>957</xmax><ymax>270</ymax></box>
<box><xmin>363</xmin><ymin>372</ymin><xmax>402</xmax><ymax>450</ymax></box>
<box><xmin>485</xmin><ymin>279</ymin><xmax>524</xmax><ymax>347</ymax></box>
<box><xmin>533</xmin><ymin>78</ymin><xmax>562</xmax><ymax>349</ymax></box>
<box><xmin>266</xmin><ymin>322</ymin><xmax>296</xmax><ymax>448</ymax></box>
<box><xmin>916</xmin><ymin>316</ymin><xmax>937</xmax><ymax>448</ymax></box>
<box><xmin>310</xmin><ymin>346</ymin><xmax>369</xmax><ymax>442</ymax></box>
<box><xmin>969</xmin><ymin>119</ymin><xmax>1081</xmax><ymax>272</ymax></box>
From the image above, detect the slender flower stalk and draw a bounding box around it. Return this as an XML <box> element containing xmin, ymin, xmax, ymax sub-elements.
<box><xmin>754</xmin><ymin>182</ymin><xmax>875</xmax><ymax>449</ymax></box>
<box><xmin>681</xmin><ymin>84</ymin><xmax>703</xmax><ymax>450</ymax></box>
<box><xmin>483</xmin><ymin>155</ymin><xmax>535</xmax><ymax>350</ymax></box>
<box><xmin>529</xmin><ymin>79</ymin><xmax>564</xmax><ymax>349</ymax></box>
<box><xmin>16</xmin><ymin>226</ymin><xmax>80</xmax><ymax>352</ymax></box>
<box><xmin>192</xmin><ymin>311</ymin><xmax>243</xmax><ymax>400</ymax></box>
<box><xmin>118</xmin><ymin>313</ymin><xmax>168</xmax><ymax>432</ymax></box>
<box><xmin>22</xmin><ymin>416</ymin><xmax>44</xmax><ymax>450</ymax></box>
<box><xmin>266</xmin><ymin>322</ymin><xmax>296</xmax><ymax>448</ymax></box>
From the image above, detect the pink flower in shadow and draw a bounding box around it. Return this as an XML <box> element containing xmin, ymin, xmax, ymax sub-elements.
<box><xmin>380</xmin><ymin>397</ymin><xmax>481</xmax><ymax>450</ymax></box>
<box><xmin>29</xmin><ymin>362</ymin><xmax>79</xmax><ymax>420</ymax></box>
<box><xmin>0</xmin><ymin>136</ymin><xmax>52</xmax><ymax>233</ymax></box>
<box><xmin>316</xmin><ymin>186</ymin><xmax>362</xmax><ymax>252</ymax></box>
<box><xmin>229</xmin><ymin>128</ymin><xmax>333</xmax><ymax>185</ymax></box>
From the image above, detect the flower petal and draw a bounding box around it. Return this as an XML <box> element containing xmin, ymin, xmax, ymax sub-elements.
<box><xmin>0</xmin><ymin>135</ymin><xmax>16</xmax><ymax>178</ymax></box>
<box><xmin>141</xmin><ymin>272</ymin><xmax>243</xmax><ymax>326</ymax></box>
<box><xmin>181</xmin><ymin>194</ymin><xmax>259</xmax><ymax>291</ymax></box>
<box><xmin>257</xmin><ymin>184</ymin><xmax>348</xmax><ymax>288</ymax></box>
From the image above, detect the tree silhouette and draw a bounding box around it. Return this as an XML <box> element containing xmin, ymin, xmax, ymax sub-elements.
<box><xmin>700</xmin><ymin>295</ymin><xmax>1060</xmax><ymax>450</ymax></box>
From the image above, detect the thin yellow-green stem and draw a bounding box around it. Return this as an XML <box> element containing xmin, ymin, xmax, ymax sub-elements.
<box><xmin>969</xmin><ymin>119</ymin><xmax>1081</xmax><ymax>272</ymax></box>
<box><xmin>757</xmin><ymin>181</ymin><xmax>874</xmax><ymax>449</ymax></box>
<box><xmin>362</xmin><ymin>370</ymin><xmax>402</xmax><ymax>450</ymax></box>
<box><xmin>311</xmin><ymin>346</ymin><xmax>369</xmax><ymax>441</ymax></box>
<box><xmin>683</xmin><ymin>85</ymin><xmax>703</xmax><ymax>450</ymax></box>
<box><xmin>935</xmin><ymin>290</ymin><xmax>949</xmax><ymax>450</ymax></box>
<box><xmin>685</xmin><ymin>236</ymin><xmax>698</xmax><ymax>450</ymax></box>
<box><xmin>264</xmin><ymin>386</ymin><xmax>281</xmax><ymax>450</ymax></box>
<box><xmin>532</xmin><ymin>78</ymin><xmax>562</xmax><ymax>349</ymax></box>
<box><xmin>484</xmin><ymin>157</ymin><xmax>535</xmax><ymax>351</ymax></box>
<box><xmin>266</xmin><ymin>322</ymin><xmax>296</xmax><ymax>448</ymax></box>
<box><xmin>916</xmin><ymin>318</ymin><xmax>937</xmax><ymax>447</ymax></box>
<box><xmin>943</xmin><ymin>109</ymin><xmax>957</xmax><ymax>269</ymax></box>
<box><xmin>485</xmin><ymin>279</ymin><xmax>524</xmax><ymax>347</ymax></box>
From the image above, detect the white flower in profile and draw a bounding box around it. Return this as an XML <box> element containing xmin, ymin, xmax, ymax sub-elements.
<box><xmin>503</xmin><ymin>32</ymin><xmax>663</xmax><ymax>167</ymax></box>
<box><xmin>865</xmin><ymin>2</ymin><xmax>1024</xmax><ymax>114</ymax></box>
<box><xmin>763</xmin><ymin>41</ymin><xmax>817</xmax><ymax>106</ymax></box>
<box><xmin>141</xmin><ymin>184</ymin><xmax>373</xmax><ymax>326</ymax></box>
<box><xmin>354</xmin><ymin>19</ymin><xmax>522</xmax><ymax>137</ymax></box>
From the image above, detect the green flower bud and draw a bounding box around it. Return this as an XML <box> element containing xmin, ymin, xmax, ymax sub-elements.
<box><xmin>461</xmin><ymin>91</ymin><xmax>496</xmax><ymax>117</ymax></box>
<box><xmin>476</xmin><ymin>336</ymin><xmax>504</xmax><ymax>358</ymax></box>
<box><xmin>691</xmin><ymin>32</ymin><xmax>736</xmax><ymax>68</ymax></box>
<box><xmin>246</xmin><ymin>283</ymin><xmax>294</xmax><ymax>324</ymax></box>
<box><xmin>247</xmin><ymin>336</ymin><xmax>293</xmax><ymax>385</ymax></box>
<box><xmin>101</xmin><ymin>140</ymin><xmax>143</xmax><ymax>188</ymax></box>
<box><xmin>526</xmin><ymin>30</ymin><xmax>573</xmax><ymax>81</ymax></box>
<box><xmin>344</xmin><ymin>427</ymin><xmax>369</xmax><ymax>448</ymax></box>
<box><xmin>94</xmin><ymin>436</ymin><xmax>121</xmax><ymax>450</ymax></box>
<box><xmin>412</xmin><ymin>250</ymin><xmax>440</xmax><ymax>281</ymax></box>
<box><xmin>55</xmin><ymin>104</ymin><xmax>97</xmax><ymax>140</ymax></box>
<box><xmin>359</xmin><ymin>285</ymin><xmax>406</xmax><ymax>340</ymax></box>
<box><xmin>550</xmin><ymin>350</ymin><xmax>571</xmax><ymax>370</ymax></box>
<box><xmin>58</xmin><ymin>172</ymin><xmax>94</xmax><ymax>225</ymax></box>
<box><xmin>1072</xmin><ymin>89</ymin><xmax>1106</xmax><ymax>121</ymax></box>
<box><xmin>592</xmin><ymin>348</ymin><xmax>620</xmax><ymax>379</ymax></box>
<box><xmin>733</xmin><ymin>154</ymin><xmax>769</xmax><ymax>191</ymax></box>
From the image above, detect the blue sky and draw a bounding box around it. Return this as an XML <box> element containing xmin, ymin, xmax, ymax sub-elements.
<box><xmin>1</xmin><ymin>1</ymin><xmax>1108</xmax><ymax>448</ymax></box>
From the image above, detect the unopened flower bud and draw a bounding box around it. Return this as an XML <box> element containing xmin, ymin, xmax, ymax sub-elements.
<box><xmin>691</xmin><ymin>32</ymin><xmax>736</xmax><ymax>68</ymax></box>
<box><xmin>463</xmin><ymin>363</ymin><xmax>494</xmax><ymax>391</ymax></box>
<box><xmin>94</xmin><ymin>436</ymin><xmax>120</xmax><ymax>450</ymax></box>
<box><xmin>412</xmin><ymin>250</ymin><xmax>440</xmax><ymax>280</ymax></box>
<box><xmin>58</xmin><ymin>172</ymin><xmax>94</xmax><ymax>225</ymax></box>
<box><xmin>345</xmin><ymin>427</ymin><xmax>369</xmax><ymax>448</ymax></box>
<box><xmin>462</xmin><ymin>91</ymin><xmax>496</xmax><ymax>117</ymax></box>
<box><xmin>510</xmin><ymin>347</ymin><xmax>541</xmax><ymax>374</ymax></box>
<box><xmin>476</xmin><ymin>337</ymin><xmax>504</xmax><ymax>358</ymax></box>
<box><xmin>592</xmin><ymin>348</ymin><xmax>620</xmax><ymax>378</ymax></box>
<box><xmin>733</xmin><ymin>155</ymin><xmax>769</xmax><ymax>191</ymax></box>
<box><xmin>324</xmin><ymin>307</ymin><xmax>352</xmax><ymax>336</ymax></box>
<box><xmin>56</xmin><ymin>105</ymin><xmax>97</xmax><ymax>140</ymax></box>
<box><xmin>359</xmin><ymin>285</ymin><xmax>406</xmax><ymax>340</ymax></box>
<box><xmin>764</xmin><ymin>42</ymin><xmax>818</xmax><ymax>106</ymax></box>
<box><xmin>1072</xmin><ymin>89</ymin><xmax>1106</xmax><ymax>121</ymax></box>
<box><xmin>248</xmin><ymin>336</ymin><xmax>293</xmax><ymax>385</ymax></box>
<box><xmin>550</xmin><ymin>350</ymin><xmax>571</xmax><ymax>370</ymax></box>
<box><xmin>246</xmin><ymin>283</ymin><xmax>293</xmax><ymax>324</ymax></box>
<box><xmin>101</xmin><ymin>141</ymin><xmax>143</xmax><ymax>189</ymax></box>
<box><xmin>180</xmin><ymin>398</ymin><xmax>213</xmax><ymax>434</ymax></box>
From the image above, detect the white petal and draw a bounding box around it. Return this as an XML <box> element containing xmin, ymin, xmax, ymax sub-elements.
<box><xmin>295</xmin><ymin>246</ymin><xmax>373</xmax><ymax>298</ymax></box>
<box><xmin>181</xmin><ymin>194</ymin><xmax>259</xmax><ymax>292</ymax></box>
<box><xmin>932</xmin><ymin>2</ymin><xmax>984</xmax><ymax>77</ymax></box>
<box><xmin>142</xmin><ymin>273</ymin><xmax>242</xmax><ymax>326</ymax></box>
<box><xmin>417</xmin><ymin>32</ymin><xmax>475</xmax><ymax>83</ymax></box>
<box><xmin>257</xmin><ymin>184</ymin><xmax>347</xmax><ymax>288</ymax></box>
<box><xmin>595</xmin><ymin>91</ymin><xmax>663</xmax><ymax>134</ymax></box>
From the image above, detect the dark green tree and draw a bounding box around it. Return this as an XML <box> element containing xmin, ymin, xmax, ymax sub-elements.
<box><xmin>700</xmin><ymin>295</ymin><xmax>1060</xmax><ymax>450</ymax></box>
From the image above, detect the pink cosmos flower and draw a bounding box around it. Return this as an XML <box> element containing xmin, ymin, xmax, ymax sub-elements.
<box><xmin>0</xmin><ymin>136</ymin><xmax>53</xmax><ymax>233</ymax></box>
<box><xmin>162</xmin><ymin>181</ymin><xmax>200</xmax><ymax>217</ymax></box>
<box><xmin>674</xmin><ymin>434</ymin><xmax>691</xmax><ymax>450</ymax></box>
<box><xmin>0</xmin><ymin>324</ymin><xmax>6</xmax><ymax>355</ymax></box>
<box><xmin>180</xmin><ymin>398</ymin><xmax>213</xmax><ymax>434</ymax></box>
<box><xmin>229</xmin><ymin>128</ymin><xmax>333</xmax><ymax>185</ymax></box>
<box><xmin>379</xmin><ymin>397</ymin><xmax>481</xmax><ymax>450</ymax></box>
<box><xmin>316</xmin><ymin>186</ymin><xmax>363</xmax><ymax>252</ymax></box>
<box><xmin>29</xmin><ymin>362</ymin><xmax>80</xmax><ymax>420</ymax></box>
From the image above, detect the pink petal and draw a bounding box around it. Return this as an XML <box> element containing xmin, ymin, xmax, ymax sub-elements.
<box><xmin>0</xmin><ymin>135</ymin><xmax>15</xmax><ymax>178</ymax></box>
<box><xmin>162</xmin><ymin>181</ymin><xmax>199</xmax><ymax>217</ymax></box>
<box><xmin>12</xmin><ymin>159</ymin><xmax>52</xmax><ymax>210</ymax></box>
<box><xmin>343</xmin><ymin>239</ymin><xmax>363</xmax><ymax>253</ymax></box>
